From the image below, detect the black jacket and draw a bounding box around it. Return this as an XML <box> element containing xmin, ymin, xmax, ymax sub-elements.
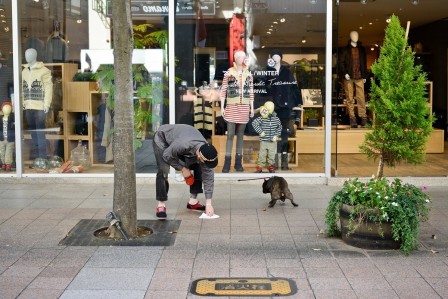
<box><xmin>265</xmin><ymin>65</ymin><xmax>302</xmax><ymax>119</ymax></box>
<box><xmin>0</xmin><ymin>113</ymin><xmax>15</xmax><ymax>142</ymax></box>
<box><xmin>339</xmin><ymin>41</ymin><xmax>367</xmax><ymax>80</ymax></box>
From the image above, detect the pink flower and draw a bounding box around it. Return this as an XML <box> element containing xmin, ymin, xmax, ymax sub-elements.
<box><xmin>422</xmin><ymin>186</ymin><xmax>428</xmax><ymax>191</ymax></box>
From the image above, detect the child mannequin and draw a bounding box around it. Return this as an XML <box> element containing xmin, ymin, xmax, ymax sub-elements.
<box><xmin>219</xmin><ymin>50</ymin><xmax>254</xmax><ymax>172</ymax></box>
<box><xmin>251</xmin><ymin>101</ymin><xmax>282</xmax><ymax>173</ymax></box>
<box><xmin>0</xmin><ymin>102</ymin><xmax>15</xmax><ymax>171</ymax></box>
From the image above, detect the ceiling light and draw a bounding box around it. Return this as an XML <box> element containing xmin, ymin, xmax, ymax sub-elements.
<box><xmin>280</xmin><ymin>18</ymin><xmax>285</xmax><ymax>23</ymax></box>
<box><xmin>309</xmin><ymin>0</ymin><xmax>317</xmax><ymax>4</ymax></box>
<box><xmin>301</xmin><ymin>37</ymin><xmax>307</xmax><ymax>44</ymax></box>
<box><xmin>77</xmin><ymin>19</ymin><xmax>82</xmax><ymax>24</ymax></box>
<box><xmin>360</xmin><ymin>0</ymin><xmax>367</xmax><ymax>4</ymax></box>
<box><xmin>411</xmin><ymin>0</ymin><xmax>419</xmax><ymax>4</ymax></box>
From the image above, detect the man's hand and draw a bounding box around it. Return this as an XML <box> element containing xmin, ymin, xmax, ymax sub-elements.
<box><xmin>221</xmin><ymin>108</ymin><xmax>225</xmax><ymax>117</ymax></box>
<box><xmin>205</xmin><ymin>200</ymin><xmax>214</xmax><ymax>216</ymax></box>
<box><xmin>43</xmin><ymin>107</ymin><xmax>49</xmax><ymax>113</ymax></box>
<box><xmin>345</xmin><ymin>74</ymin><xmax>350</xmax><ymax>80</ymax></box>
<box><xmin>272</xmin><ymin>136</ymin><xmax>278</xmax><ymax>142</ymax></box>
<box><xmin>260</xmin><ymin>131</ymin><xmax>266</xmax><ymax>137</ymax></box>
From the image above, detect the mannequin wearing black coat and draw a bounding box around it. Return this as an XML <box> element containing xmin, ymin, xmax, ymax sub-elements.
<box><xmin>265</xmin><ymin>50</ymin><xmax>302</xmax><ymax>170</ymax></box>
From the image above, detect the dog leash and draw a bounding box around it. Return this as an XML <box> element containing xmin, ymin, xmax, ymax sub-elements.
<box><xmin>237</xmin><ymin>177</ymin><xmax>272</xmax><ymax>181</ymax></box>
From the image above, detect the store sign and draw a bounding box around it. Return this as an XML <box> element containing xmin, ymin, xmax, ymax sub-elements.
<box><xmin>106</xmin><ymin>0</ymin><xmax>215</xmax><ymax>17</ymax></box>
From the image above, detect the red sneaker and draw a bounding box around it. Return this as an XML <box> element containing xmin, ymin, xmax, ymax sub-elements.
<box><xmin>256</xmin><ymin>166</ymin><xmax>263</xmax><ymax>173</ymax></box>
<box><xmin>268</xmin><ymin>165</ymin><xmax>275</xmax><ymax>173</ymax></box>
<box><xmin>156</xmin><ymin>206</ymin><xmax>167</xmax><ymax>218</ymax></box>
<box><xmin>187</xmin><ymin>202</ymin><xmax>206</xmax><ymax>211</ymax></box>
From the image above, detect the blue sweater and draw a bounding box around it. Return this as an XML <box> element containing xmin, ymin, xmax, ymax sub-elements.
<box><xmin>251</xmin><ymin>112</ymin><xmax>282</xmax><ymax>142</ymax></box>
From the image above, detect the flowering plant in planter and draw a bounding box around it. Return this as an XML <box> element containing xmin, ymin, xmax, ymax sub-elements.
<box><xmin>325</xmin><ymin>176</ymin><xmax>431</xmax><ymax>255</ymax></box>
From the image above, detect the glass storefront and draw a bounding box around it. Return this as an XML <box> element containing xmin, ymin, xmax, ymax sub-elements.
<box><xmin>0</xmin><ymin>0</ymin><xmax>445</xmax><ymax>178</ymax></box>
<box><xmin>174</xmin><ymin>0</ymin><xmax>329</xmax><ymax>176</ymax></box>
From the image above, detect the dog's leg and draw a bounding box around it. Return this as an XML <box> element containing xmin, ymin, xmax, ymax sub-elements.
<box><xmin>268</xmin><ymin>199</ymin><xmax>276</xmax><ymax>208</ymax></box>
<box><xmin>290</xmin><ymin>199</ymin><xmax>299</xmax><ymax>207</ymax></box>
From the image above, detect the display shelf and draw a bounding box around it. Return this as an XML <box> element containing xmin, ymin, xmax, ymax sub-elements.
<box><xmin>300</xmin><ymin>105</ymin><xmax>324</xmax><ymax>128</ymax></box>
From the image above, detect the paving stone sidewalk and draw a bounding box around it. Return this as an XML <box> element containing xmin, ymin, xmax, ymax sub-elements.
<box><xmin>0</xmin><ymin>181</ymin><xmax>447</xmax><ymax>299</ymax></box>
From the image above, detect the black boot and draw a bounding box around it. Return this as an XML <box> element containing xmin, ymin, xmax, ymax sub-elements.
<box><xmin>281</xmin><ymin>153</ymin><xmax>289</xmax><ymax>170</ymax></box>
<box><xmin>360</xmin><ymin>117</ymin><xmax>368</xmax><ymax>127</ymax></box>
<box><xmin>274</xmin><ymin>153</ymin><xmax>279</xmax><ymax>169</ymax></box>
<box><xmin>222</xmin><ymin>155</ymin><xmax>231</xmax><ymax>173</ymax></box>
<box><xmin>350</xmin><ymin>117</ymin><xmax>358</xmax><ymax>128</ymax></box>
<box><xmin>234</xmin><ymin>153</ymin><xmax>244</xmax><ymax>172</ymax></box>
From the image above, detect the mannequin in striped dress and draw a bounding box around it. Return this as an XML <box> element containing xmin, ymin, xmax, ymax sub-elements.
<box><xmin>219</xmin><ymin>51</ymin><xmax>254</xmax><ymax>172</ymax></box>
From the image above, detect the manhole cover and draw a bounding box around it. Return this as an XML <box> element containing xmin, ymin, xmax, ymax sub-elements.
<box><xmin>190</xmin><ymin>278</ymin><xmax>297</xmax><ymax>297</ymax></box>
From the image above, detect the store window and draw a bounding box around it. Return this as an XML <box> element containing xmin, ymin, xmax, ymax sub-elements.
<box><xmin>0</xmin><ymin>0</ymin><xmax>14</xmax><ymax>173</ymax></box>
<box><xmin>175</xmin><ymin>0</ymin><xmax>327</xmax><ymax>175</ymax></box>
<box><xmin>17</xmin><ymin>0</ymin><xmax>170</xmax><ymax>175</ymax></box>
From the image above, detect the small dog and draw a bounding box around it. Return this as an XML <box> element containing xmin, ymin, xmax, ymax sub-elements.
<box><xmin>262</xmin><ymin>176</ymin><xmax>298</xmax><ymax>208</ymax></box>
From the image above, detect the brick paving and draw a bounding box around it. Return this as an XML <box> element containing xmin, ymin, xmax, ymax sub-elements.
<box><xmin>0</xmin><ymin>178</ymin><xmax>447</xmax><ymax>299</ymax></box>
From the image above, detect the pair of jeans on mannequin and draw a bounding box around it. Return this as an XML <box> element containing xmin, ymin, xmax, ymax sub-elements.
<box><xmin>25</xmin><ymin>109</ymin><xmax>47</xmax><ymax>159</ymax></box>
<box><xmin>225</xmin><ymin>122</ymin><xmax>246</xmax><ymax>156</ymax></box>
<box><xmin>222</xmin><ymin>122</ymin><xmax>246</xmax><ymax>172</ymax></box>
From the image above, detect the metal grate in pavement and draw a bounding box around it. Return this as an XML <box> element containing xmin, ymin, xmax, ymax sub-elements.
<box><xmin>59</xmin><ymin>219</ymin><xmax>180</xmax><ymax>246</ymax></box>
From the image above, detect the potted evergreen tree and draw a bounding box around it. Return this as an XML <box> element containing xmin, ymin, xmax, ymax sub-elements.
<box><xmin>325</xmin><ymin>15</ymin><xmax>433</xmax><ymax>255</ymax></box>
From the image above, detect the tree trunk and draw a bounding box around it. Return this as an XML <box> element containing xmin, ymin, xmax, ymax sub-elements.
<box><xmin>377</xmin><ymin>156</ymin><xmax>384</xmax><ymax>178</ymax></box>
<box><xmin>111</xmin><ymin>0</ymin><xmax>137</xmax><ymax>237</ymax></box>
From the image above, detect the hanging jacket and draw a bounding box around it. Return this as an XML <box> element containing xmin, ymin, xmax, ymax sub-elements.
<box><xmin>252</xmin><ymin>111</ymin><xmax>282</xmax><ymax>142</ymax></box>
<box><xmin>22</xmin><ymin>62</ymin><xmax>53</xmax><ymax>110</ymax></box>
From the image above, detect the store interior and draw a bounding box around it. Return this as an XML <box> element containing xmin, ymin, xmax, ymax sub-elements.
<box><xmin>0</xmin><ymin>0</ymin><xmax>447</xmax><ymax>176</ymax></box>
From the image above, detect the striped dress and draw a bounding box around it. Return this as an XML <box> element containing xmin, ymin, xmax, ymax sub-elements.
<box><xmin>220</xmin><ymin>68</ymin><xmax>254</xmax><ymax>124</ymax></box>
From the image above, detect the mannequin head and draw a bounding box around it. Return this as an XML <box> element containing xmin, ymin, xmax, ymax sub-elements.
<box><xmin>1</xmin><ymin>102</ymin><xmax>12</xmax><ymax>117</ymax></box>
<box><xmin>25</xmin><ymin>48</ymin><xmax>37</xmax><ymax>65</ymax></box>
<box><xmin>260</xmin><ymin>101</ymin><xmax>275</xmax><ymax>118</ymax></box>
<box><xmin>350</xmin><ymin>31</ymin><xmax>359</xmax><ymax>43</ymax></box>
<box><xmin>233</xmin><ymin>50</ymin><xmax>246</xmax><ymax>66</ymax></box>
<box><xmin>270</xmin><ymin>49</ymin><xmax>283</xmax><ymax>63</ymax></box>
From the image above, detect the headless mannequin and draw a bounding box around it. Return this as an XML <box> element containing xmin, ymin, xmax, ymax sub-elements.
<box><xmin>22</xmin><ymin>48</ymin><xmax>53</xmax><ymax>159</ymax></box>
<box><xmin>340</xmin><ymin>31</ymin><xmax>368</xmax><ymax>128</ymax></box>
<box><xmin>219</xmin><ymin>50</ymin><xmax>254</xmax><ymax>172</ymax></box>
<box><xmin>0</xmin><ymin>102</ymin><xmax>15</xmax><ymax>171</ymax></box>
